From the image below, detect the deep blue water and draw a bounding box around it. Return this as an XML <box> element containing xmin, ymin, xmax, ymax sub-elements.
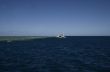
<box><xmin>0</xmin><ymin>36</ymin><xmax>110</xmax><ymax>72</ymax></box>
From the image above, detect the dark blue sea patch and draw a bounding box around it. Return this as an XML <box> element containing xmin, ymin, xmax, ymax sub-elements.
<box><xmin>0</xmin><ymin>36</ymin><xmax>110</xmax><ymax>72</ymax></box>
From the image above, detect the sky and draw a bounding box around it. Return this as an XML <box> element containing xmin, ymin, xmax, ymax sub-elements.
<box><xmin>0</xmin><ymin>0</ymin><xmax>110</xmax><ymax>36</ymax></box>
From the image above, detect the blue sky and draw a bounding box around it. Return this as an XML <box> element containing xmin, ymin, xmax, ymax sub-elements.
<box><xmin>0</xmin><ymin>0</ymin><xmax>110</xmax><ymax>36</ymax></box>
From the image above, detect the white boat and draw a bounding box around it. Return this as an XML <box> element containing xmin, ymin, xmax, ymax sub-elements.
<box><xmin>57</xmin><ymin>33</ymin><xmax>66</xmax><ymax>38</ymax></box>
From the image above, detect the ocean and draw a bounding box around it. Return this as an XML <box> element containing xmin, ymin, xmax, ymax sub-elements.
<box><xmin>0</xmin><ymin>36</ymin><xmax>110</xmax><ymax>72</ymax></box>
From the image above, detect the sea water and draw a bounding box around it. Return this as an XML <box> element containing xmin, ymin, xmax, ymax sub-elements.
<box><xmin>0</xmin><ymin>36</ymin><xmax>110</xmax><ymax>72</ymax></box>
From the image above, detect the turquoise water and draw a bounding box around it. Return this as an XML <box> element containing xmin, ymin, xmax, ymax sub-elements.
<box><xmin>0</xmin><ymin>36</ymin><xmax>110</xmax><ymax>72</ymax></box>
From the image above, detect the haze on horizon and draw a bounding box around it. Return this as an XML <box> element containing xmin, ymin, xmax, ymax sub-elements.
<box><xmin>0</xmin><ymin>0</ymin><xmax>110</xmax><ymax>36</ymax></box>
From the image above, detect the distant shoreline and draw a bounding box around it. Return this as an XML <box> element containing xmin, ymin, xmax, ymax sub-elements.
<box><xmin>0</xmin><ymin>36</ymin><xmax>51</xmax><ymax>42</ymax></box>
<box><xmin>0</xmin><ymin>36</ymin><xmax>110</xmax><ymax>42</ymax></box>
